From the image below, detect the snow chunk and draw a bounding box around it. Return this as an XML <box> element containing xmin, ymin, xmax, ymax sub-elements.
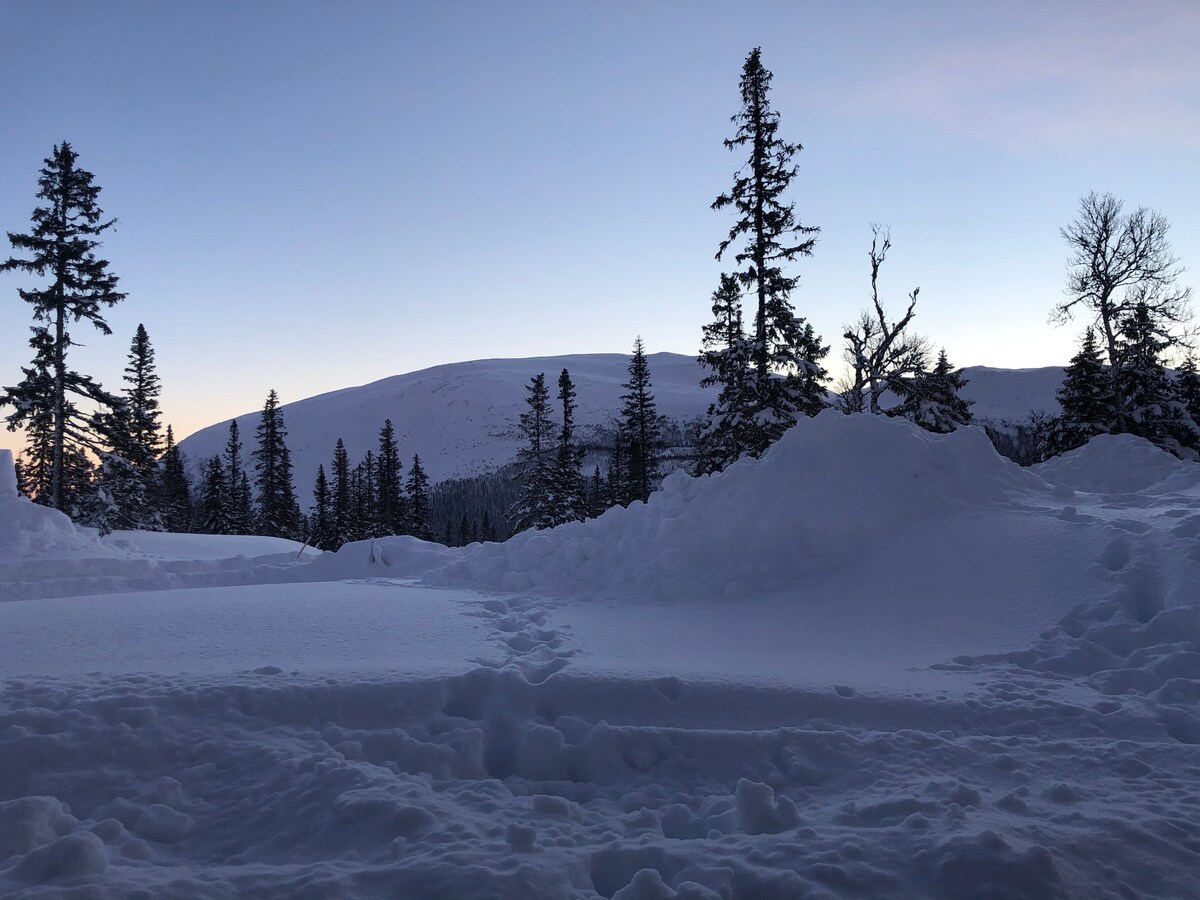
<box><xmin>735</xmin><ymin>778</ymin><xmax>800</xmax><ymax>835</ymax></box>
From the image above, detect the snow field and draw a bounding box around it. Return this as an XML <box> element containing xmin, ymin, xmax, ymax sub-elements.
<box><xmin>2</xmin><ymin>415</ymin><xmax>1200</xmax><ymax>896</ymax></box>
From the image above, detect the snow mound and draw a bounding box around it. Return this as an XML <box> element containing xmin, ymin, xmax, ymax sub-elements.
<box><xmin>1033</xmin><ymin>433</ymin><xmax>1200</xmax><ymax>494</ymax></box>
<box><xmin>0</xmin><ymin>494</ymin><xmax>108</xmax><ymax>562</ymax></box>
<box><xmin>438</xmin><ymin>411</ymin><xmax>1048</xmax><ymax>601</ymax></box>
<box><xmin>298</xmin><ymin>535</ymin><xmax>461</xmax><ymax>582</ymax></box>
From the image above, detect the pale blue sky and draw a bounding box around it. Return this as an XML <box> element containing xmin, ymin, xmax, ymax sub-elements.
<box><xmin>2</xmin><ymin>1</ymin><xmax>1198</xmax><ymax>442</ymax></box>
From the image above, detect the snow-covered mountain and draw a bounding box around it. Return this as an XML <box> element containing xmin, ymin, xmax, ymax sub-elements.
<box><xmin>177</xmin><ymin>353</ymin><xmax>716</xmax><ymax>492</ymax></box>
<box><xmin>176</xmin><ymin>353</ymin><xmax>1065</xmax><ymax>495</ymax></box>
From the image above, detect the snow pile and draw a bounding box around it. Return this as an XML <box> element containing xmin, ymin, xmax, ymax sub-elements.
<box><xmin>0</xmin><ymin>493</ymin><xmax>108</xmax><ymax>562</ymax></box>
<box><xmin>297</xmin><ymin>534</ymin><xmax>461</xmax><ymax>582</ymax></box>
<box><xmin>1033</xmin><ymin>433</ymin><xmax>1200</xmax><ymax>494</ymax></box>
<box><xmin>439</xmin><ymin>411</ymin><xmax>1048</xmax><ymax>600</ymax></box>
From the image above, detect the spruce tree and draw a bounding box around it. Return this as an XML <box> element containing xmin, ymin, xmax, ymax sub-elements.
<box><xmin>586</xmin><ymin>464</ymin><xmax>606</xmax><ymax>518</ymax></box>
<box><xmin>159</xmin><ymin>425</ymin><xmax>193</xmax><ymax>532</ymax></box>
<box><xmin>223</xmin><ymin>419</ymin><xmax>252</xmax><ymax>534</ymax></box>
<box><xmin>712</xmin><ymin>49</ymin><xmax>827</xmax><ymax>457</ymax></box>
<box><xmin>253</xmin><ymin>389</ymin><xmax>298</xmax><ymax>537</ymax></box>
<box><xmin>357</xmin><ymin>449</ymin><xmax>376</xmax><ymax>538</ymax></box>
<box><xmin>619</xmin><ymin>339</ymin><xmax>663</xmax><ymax>503</ymax></box>
<box><xmin>891</xmin><ymin>349</ymin><xmax>973</xmax><ymax>434</ymax></box>
<box><xmin>14</xmin><ymin>458</ymin><xmax>31</xmax><ymax>498</ymax></box>
<box><xmin>9</xmin><ymin>332</ymin><xmax>56</xmax><ymax>503</ymax></box>
<box><xmin>84</xmin><ymin>323</ymin><xmax>169</xmax><ymax>532</ymax></box>
<box><xmin>1176</xmin><ymin>356</ymin><xmax>1200</xmax><ymax>423</ymax></box>
<box><xmin>549</xmin><ymin>368</ymin><xmax>586</xmax><ymax>525</ymax></box>
<box><xmin>311</xmin><ymin>464</ymin><xmax>334</xmax><ymax>550</ymax></box>
<box><xmin>1</xmin><ymin>142</ymin><xmax>125</xmax><ymax>512</ymax></box>
<box><xmin>509</xmin><ymin>372</ymin><xmax>554</xmax><ymax>532</ymax></box>
<box><xmin>196</xmin><ymin>456</ymin><xmax>232</xmax><ymax>535</ymax></box>
<box><xmin>406</xmin><ymin>454</ymin><xmax>433</xmax><ymax>540</ymax></box>
<box><xmin>123</xmin><ymin>324</ymin><xmax>163</xmax><ymax>466</ymax></box>
<box><xmin>1047</xmin><ymin>327</ymin><xmax>1115</xmax><ymax>456</ymax></box>
<box><xmin>1117</xmin><ymin>302</ymin><xmax>1199</xmax><ymax>455</ymax></box>
<box><xmin>331</xmin><ymin>438</ymin><xmax>352</xmax><ymax>545</ymax></box>
<box><xmin>376</xmin><ymin>419</ymin><xmax>407</xmax><ymax>535</ymax></box>
<box><xmin>607</xmin><ymin>425</ymin><xmax>629</xmax><ymax>507</ymax></box>
<box><xmin>81</xmin><ymin>400</ymin><xmax>148</xmax><ymax>534</ymax></box>
<box><xmin>697</xmin><ymin>273</ymin><xmax>755</xmax><ymax>474</ymax></box>
<box><xmin>480</xmin><ymin>507</ymin><xmax>494</xmax><ymax>543</ymax></box>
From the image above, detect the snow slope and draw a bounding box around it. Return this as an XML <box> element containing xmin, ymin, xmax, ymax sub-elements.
<box><xmin>176</xmin><ymin>353</ymin><xmax>717</xmax><ymax>493</ymax></box>
<box><xmin>3</xmin><ymin>420</ymin><xmax>1199</xmax><ymax>898</ymax></box>
<box><xmin>173</xmin><ymin>355</ymin><xmax>1064</xmax><ymax>502</ymax></box>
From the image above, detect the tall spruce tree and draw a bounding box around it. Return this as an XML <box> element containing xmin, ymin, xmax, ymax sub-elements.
<box><xmin>311</xmin><ymin>464</ymin><xmax>334</xmax><ymax>550</ymax></box>
<box><xmin>223</xmin><ymin>419</ymin><xmax>251</xmax><ymax>534</ymax></box>
<box><xmin>406</xmin><ymin>454</ymin><xmax>433</xmax><ymax>541</ymax></box>
<box><xmin>252</xmin><ymin>389</ymin><xmax>298</xmax><ymax>537</ymax></box>
<box><xmin>331</xmin><ymin>438</ymin><xmax>352</xmax><ymax>545</ymax></box>
<box><xmin>123</xmin><ymin>325</ymin><xmax>163</xmax><ymax>465</ymax></box>
<box><xmin>1047</xmin><ymin>328</ymin><xmax>1115</xmax><ymax>456</ymax></box>
<box><xmin>89</xmin><ymin>323</ymin><xmax>168</xmax><ymax>531</ymax></box>
<box><xmin>376</xmin><ymin>419</ymin><xmax>406</xmax><ymax>535</ymax></box>
<box><xmin>509</xmin><ymin>372</ymin><xmax>554</xmax><ymax>532</ymax></box>
<box><xmin>711</xmin><ymin>49</ymin><xmax>827</xmax><ymax>459</ymax></box>
<box><xmin>549</xmin><ymin>368</ymin><xmax>586</xmax><ymax>525</ymax></box>
<box><xmin>1</xmin><ymin>142</ymin><xmax>126</xmax><ymax>512</ymax></box>
<box><xmin>618</xmin><ymin>339</ymin><xmax>662</xmax><ymax>504</ymax></box>
<box><xmin>159</xmin><ymin>425</ymin><xmax>193</xmax><ymax>532</ymax></box>
<box><xmin>196</xmin><ymin>456</ymin><xmax>232</xmax><ymax>535</ymax></box>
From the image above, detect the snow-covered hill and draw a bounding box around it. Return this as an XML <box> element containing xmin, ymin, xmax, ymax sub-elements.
<box><xmin>177</xmin><ymin>353</ymin><xmax>1065</xmax><ymax>497</ymax></box>
<box><xmin>177</xmin><ymin>353</ymin><xmax>717</xmax><ymax>493</ymax></box>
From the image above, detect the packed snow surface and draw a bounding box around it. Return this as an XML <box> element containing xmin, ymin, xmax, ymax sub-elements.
<box><xmin>3</xmin><ymin>417</ymin><xmax>1200</xmax><ymax>898</ymax></box>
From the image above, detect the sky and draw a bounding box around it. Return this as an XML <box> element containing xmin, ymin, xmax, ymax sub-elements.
<box><xmin>2</xmin><ymin>0</ymin><xmax>1198</xmax><ymax>446</ymax></box>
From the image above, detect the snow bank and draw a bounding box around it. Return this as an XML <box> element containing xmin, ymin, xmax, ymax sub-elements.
<box><xmin>0</xmin><ymin>493</ymin><xmax>107</xmax><ymax>562</ymax></box>
<box><xmin>438</xmin><ymin>411</ymin><xmax>1048</xmax><ymax>600</ymax></box>
<box><xmin>1033</xmin><ymin>433</ymin><xmax>1200</xmax><ymax>494</ymax></box>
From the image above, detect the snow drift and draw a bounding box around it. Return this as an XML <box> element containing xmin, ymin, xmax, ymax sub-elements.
<box><xmin>432</xmin><ymin>411</ymin><xmax>1049</xmax><ymax>600</ymax></box>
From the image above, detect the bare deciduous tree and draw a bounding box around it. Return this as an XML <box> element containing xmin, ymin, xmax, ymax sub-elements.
<box><xmin>839</xmin><ymin>226</ymin><xmax>930</xmax><ymax>414</ymax></box>
<box><xmin>1054</xmin><ymin>192</ymin><xmax>1193</xmax><ymax>366</ymax></box>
